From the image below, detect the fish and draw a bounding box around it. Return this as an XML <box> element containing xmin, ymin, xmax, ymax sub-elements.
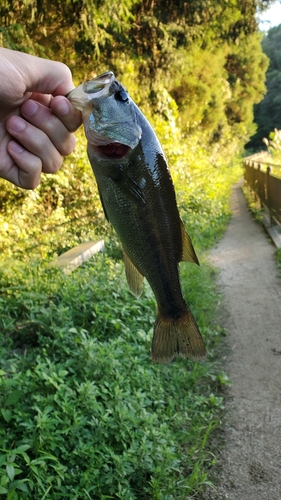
<box><xmin>68</xmin><ymin>71</ymin><xmax>207</xmax><ymax>363</ymax></box>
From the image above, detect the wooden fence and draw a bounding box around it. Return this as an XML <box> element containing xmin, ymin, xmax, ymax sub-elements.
<box><xmin>243</xmin><ymin>156</ymin><xmax>281</xmax><ymax>228</ymax></box>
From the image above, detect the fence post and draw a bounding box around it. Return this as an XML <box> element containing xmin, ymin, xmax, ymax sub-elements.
<box><xmin>257</xmin><ymin>164</ymin><xmax>262</xmax><ymax>208</ymax></box>
<box><xmin>243</xmin><ymin>159</ymin><xmax>247</xmax><ymax>185</ymax></box>
<box><xmin>267</xmin><ymin>166</ymin><xmax>272</xmax><ymax>226</ymax></box>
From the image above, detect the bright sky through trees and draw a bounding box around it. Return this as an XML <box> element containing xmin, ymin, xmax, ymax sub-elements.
<box><xmin>258</xmin><ymin>1</ymin><xmax>281</xmax><ymax>29</ymax></box>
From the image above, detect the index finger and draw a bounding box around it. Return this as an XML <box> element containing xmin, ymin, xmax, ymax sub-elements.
<box><xmin>50</xmin><ymin>96</ymin><xmax>82</xmax><ymax>133</ymax></box>
<box><xmin>0</xmin><ymin>48</ymin><xmax>75</xmax><ymax>97</ymax></box>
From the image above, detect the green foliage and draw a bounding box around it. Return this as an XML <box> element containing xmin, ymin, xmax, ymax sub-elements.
<box><xmin>0</xmin><ymin>0</ymin><xmax>273</xmax><ymax>148</ymax></box>
<box><xmin>169</xmin><ymin>46</ymin><xmax>229</xmax><ymax>133</ymax></box>
<box><xmin>224</xmin><ymin>32</ymin><xmax>269</xmax><ymax>141</ymax></box>
<box><xmin>263</xmin><ymin>128</ymin><xmax>281</xmax><ymax>163</ymax></box>
<box><xmin>0</xmin><ymin>131</ymin><xmax>106</xmax><ymax>261</ymax></box>
<box><xmin>0</xmin><ymin>254</ymin><xmax>225</xmax><ymax>499</ymax></box>
<box><xmin>260</xmin><ymin>129</ymin><xmax>281</xmax><ymax>177</ymax></box>
<box><xmin>247</xmin><ymin>23</ymin><xmax>281</xmax><ymax>150</ymax></box>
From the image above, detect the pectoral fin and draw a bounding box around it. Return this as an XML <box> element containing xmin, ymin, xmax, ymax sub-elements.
<box><xmin>97</xmin><ymin>184</ymin><xmax>110</xmax><ymax>221</ymax></box>
<box><xmin>121</xmin><ymin>177</ymin><xmax>145</xmax><ymax>204</ymax></box>
<box><xmin>180</xmin><ymin>221</ymin><xmax>199</xmax><ymax>265</ymax></box>
<box><xmin>123</xmin><ymin>250</ymin><xmax>144</xmax><ymax>297</ymax></box>
<box><xmin>110</xmin><ymin>165</ymin><xmax>145</xmax><ymax>203</ymax></box>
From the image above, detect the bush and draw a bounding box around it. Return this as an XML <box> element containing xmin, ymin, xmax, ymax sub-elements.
<box><xmin>0</xmin><ymin>256</ymin><xmax>226</xmax><ymax>499</ymax></box>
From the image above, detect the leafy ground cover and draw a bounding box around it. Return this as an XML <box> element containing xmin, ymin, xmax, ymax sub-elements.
<box><xmin>0</xmin><ymin>257</ymin><xmax>225</xmax><ymax>500</ymax></box>
<box><xmin>0</xmin><ymin>124</ymin><xmax>241</xmax><ymax>499</ymax></box>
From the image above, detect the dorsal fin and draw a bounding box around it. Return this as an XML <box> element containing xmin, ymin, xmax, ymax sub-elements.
<box><xmin>180</xmin><ymin>220</ymin><xmax>199</xmax><ymax>265</ymax></box>
<box><xmin>123</xmin><ymin>250</ymin><xmax>144</xmax><ymax>297</ymax></box>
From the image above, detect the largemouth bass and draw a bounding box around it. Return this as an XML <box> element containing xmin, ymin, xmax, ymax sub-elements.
<box><xmin>68</xmin><ymin>72</ymin><xmax>206</xmax><ymax>363</ymax></box>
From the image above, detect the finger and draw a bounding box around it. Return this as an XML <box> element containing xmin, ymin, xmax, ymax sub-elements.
<box><xmin>6</xmin><ymin>115</ymin><xmax>63</xmax><ymax>173</ymax></box>
<box><xmin>50</xmin><ymin>95</ymin><xmax>82</xmax><ymax>133</ymax></box>
<box><xmin>20</xmin><ymin>99</ymin><xmax>76</xmax><ymax>156</ymax></box>
<box><xmin>1</xmin><ymin>48</ymin><xmax>75</xmax><ymax>96</ymax></box>
<box><xmin>30</xmin><ymin>92</ymin><xmax>52</xmax><ymax>107</ymax></box>
<box><xmin>6</xmin><ymin>140</ymin><xmax>42</xmax><ymax>189</ymax></box>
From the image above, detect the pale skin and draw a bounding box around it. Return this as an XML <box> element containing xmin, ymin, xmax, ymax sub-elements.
<box><xmin>0</xmin><ymin>47</ymin><xmax>82</xmax><ymax>189</ymax></box>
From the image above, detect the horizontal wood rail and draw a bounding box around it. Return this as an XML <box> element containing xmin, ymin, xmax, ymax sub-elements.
<box><xmin>243</xmin><ymin>156</ymin><xmax>281</xmax><ymax>248</ymax></box>
<box><xmin>244</xmin><ymin>157</ymin><xmax>281</xmax><ymax>227</ymax></box>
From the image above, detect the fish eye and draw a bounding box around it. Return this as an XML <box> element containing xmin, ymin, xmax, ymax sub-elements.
<box><xmin>114</xmin><ymin>90</ymin><xmax>129</xmax><ymax>103</ymax></box>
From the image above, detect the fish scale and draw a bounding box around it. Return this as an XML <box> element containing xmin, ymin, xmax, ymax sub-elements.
<box><xmin>68</xmin><ymin>72</ymin><xmax>207</xmax><ymax>363</ymax></box>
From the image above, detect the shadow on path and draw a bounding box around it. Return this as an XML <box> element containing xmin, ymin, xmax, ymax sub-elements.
<box><xmin>207</xmin><ymin>180</ymin><xmax>281</xmax><ymax>500</ymax></box>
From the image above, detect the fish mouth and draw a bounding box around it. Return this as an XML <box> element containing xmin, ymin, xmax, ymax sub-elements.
<box><xmin>96</xmin><ymin>142</ymin><xmax>131</xmax><ymax>159</ymax></box>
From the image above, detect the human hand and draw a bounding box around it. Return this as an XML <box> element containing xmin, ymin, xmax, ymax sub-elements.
<box><xmin>0</xmin><ymin>48</ymin><xmax>82</xmax><ymax>189</ymax></box>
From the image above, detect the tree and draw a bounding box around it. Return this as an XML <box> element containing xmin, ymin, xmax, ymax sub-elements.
<box><xmin>224</xmin><ymin>32</ymin><xmax>269</xmax><ymax>140</ymax></box>
<box><xmin>0</xmin><ymin>0</ymin><xmax>275</xmax><ymax>148</ymax></box>
<box><xmin>246</xmin><ymin>23</ymin><xmax>281</xmax><ymax>150</ymax></box>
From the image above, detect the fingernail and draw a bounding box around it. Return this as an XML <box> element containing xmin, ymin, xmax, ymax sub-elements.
<box><xmin>55</xmin><ymin>97</ymin><xmax>70</xmax><ymax>116</ymax></box>
<box><xmin>22</xmin><ymin>99</ymin><xmax>38</xmax><ymax>117</ymax></box>
<box><xmin>9</xmin><ymin>141</ymin><xmax>24</xmax><ymax>154</ymax></box>
<box><xmin>8</xmin><ymin>116</ymin><xmax>26</xmax><ymax>133</ymax></box>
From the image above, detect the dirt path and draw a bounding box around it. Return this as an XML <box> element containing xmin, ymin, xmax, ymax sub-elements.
<box><xmin>207</xmin><ymin>180</ymin><xmax>281</xmax><ymax>500</ymax></box>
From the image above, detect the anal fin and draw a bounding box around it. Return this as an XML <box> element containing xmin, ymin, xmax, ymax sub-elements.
<box><xmin>123</xmin><ymin>250</ymin><xmax>144</xmax><ymax>298</ymax></box>
<box><xmin>180</xmin><ymin>220</ymin><xmax>199</xmax><ymax>265</ymax></box>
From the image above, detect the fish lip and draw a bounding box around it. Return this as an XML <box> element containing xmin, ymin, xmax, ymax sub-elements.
<box><xmin>83</xmin><ymin>71</ymin><xmax>116</xmax><ymax>97</ymax></box>
<box><xmin>66</xmin><ymin>71</ymin><xmax>116</xmax><ymax>110</ymax></box>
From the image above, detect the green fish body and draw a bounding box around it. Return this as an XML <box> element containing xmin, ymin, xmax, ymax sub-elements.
<box><xmin>68</xmin><ymin>72</ymin><xmax>206</xmax><ymax>363</ymax></box>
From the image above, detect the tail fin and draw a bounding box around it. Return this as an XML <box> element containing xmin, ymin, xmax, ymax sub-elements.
<box><xmin>152</xmin><ymin>309</ymin><xmax>207</xmax><ymax>364</ymax></box>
